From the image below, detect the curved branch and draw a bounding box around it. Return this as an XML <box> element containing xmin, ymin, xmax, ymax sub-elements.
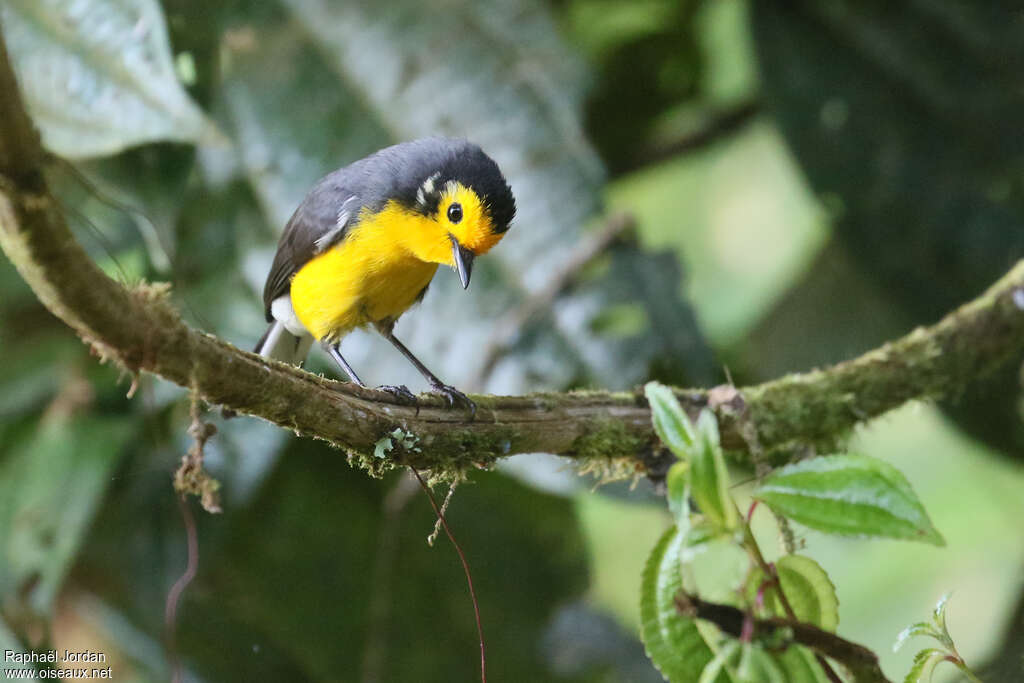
<box><xmin>2</xmin><ymin>36</ymin><xmax>1024</xmax><ymax>477</ymax></box>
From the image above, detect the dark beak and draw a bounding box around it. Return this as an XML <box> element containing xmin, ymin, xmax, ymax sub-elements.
<box><xmin>449</xmin><ymin>236</ymin><xmax>475</xmax><ymax>289</ymax></box>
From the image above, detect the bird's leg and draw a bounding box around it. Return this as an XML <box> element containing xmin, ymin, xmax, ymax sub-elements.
<box><xmin>376</xmin><ymin>327</ymin><xmax>475</xmax><ymax>415</ymax></box>
<box><xmin>324</xmin><ymin>342</ymin><xmax>365</xmax><ymax>385</ymax></box>
<box><xmin>323</xmin><ymin>341</ymin><xmax>417</xmax><ymax>405</ymax></box>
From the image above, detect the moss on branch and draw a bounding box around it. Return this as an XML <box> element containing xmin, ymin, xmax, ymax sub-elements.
<box><xmin>2</xmin><ymin>37</ymin><xmax>1024</xmax><ymax>479</ymax></box>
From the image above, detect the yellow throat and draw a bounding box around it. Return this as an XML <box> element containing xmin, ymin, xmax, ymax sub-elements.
<box><xmin>288</xmin><ymin>202</ymin><xmax>450</xmax><ymax>341</ymax></box>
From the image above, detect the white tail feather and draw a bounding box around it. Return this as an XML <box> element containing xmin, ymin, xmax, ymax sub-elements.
<box><xmin>255</xmin><ymin>321</ymin><xmax>314</xmax><ymax>366</ymax></box>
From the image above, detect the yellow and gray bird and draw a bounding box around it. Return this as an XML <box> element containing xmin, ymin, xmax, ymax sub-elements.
<box><xmin>255</xmin><ymin>137</ymin><xmax>516</xmax><ymax>410</ymax></box>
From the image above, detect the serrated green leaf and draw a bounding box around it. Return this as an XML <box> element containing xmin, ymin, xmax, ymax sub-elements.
<box><xmin>640</xmin><ymin>527</ymin><xmax>719</xmax><ymax>682</ymax></box>
<box><xmin>753</xmin><ymin>455</ymin><xmax>945</xmax><ymax>545</ymax></box>
<box><xmin>903</xmin><ymin>648</ymin><xmax>945</xmax><ymax>683</ymax></box>
<box><xmin>666</xmin><ymin>461</ymin><xmax>690</xmax><ymax>525</ymax></box>
<box><xmin>0</xmin><ymin>0</ymin><xmax>220</xmax><ymax>157</ymax></box>
<box><xmin>690</xmin><ymin>409</ymin><xmax>737</xmax><ymax>532</ymax></box>
<box><xmin>645</xmin><ymin>382</ymin><xmax>697</xmax><ymax>459</ymax></box>
<box><xmin>747</xmin><ymin>554</ymin><xmax>839</xmax><ymax>632</ymax></box>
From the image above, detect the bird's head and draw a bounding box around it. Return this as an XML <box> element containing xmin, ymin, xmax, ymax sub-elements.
<box><xmin>400</xmin><ymin>139</ymin><xmax>516</xmax><ymax>288</ymax></box>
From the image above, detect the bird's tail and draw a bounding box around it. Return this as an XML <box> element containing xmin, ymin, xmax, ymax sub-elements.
<box><xmin>254</xmin><ymin>320</ymin><xmax>314</xmax><ymax>366</ymax></box>
<box><xmin>223</xmin><ymin>322</ymin><xmax>313</xmax><ymax>419</ymax></box>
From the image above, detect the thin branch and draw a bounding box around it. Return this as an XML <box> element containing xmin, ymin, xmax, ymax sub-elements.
<box><xmin>2</xmin><ymin>37</ymin><xmax>1024</xmax><ymax>479</ymax></box>
<box><xmin>675</xmin><ymin>592</ymin><xmax>891</xmax><ymax>683</ymax></box>
<box><xmin>409</xmin><ymin>467</ymin><xmax>486</xmax><ymax>683</ymax></box>
<box><xmin>165</xmin><ymin>496</ymin><xmax>199</xmax><ymax>683</ymax></box>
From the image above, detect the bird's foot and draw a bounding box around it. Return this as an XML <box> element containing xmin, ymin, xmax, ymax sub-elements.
<box><xmin>429</xmin><ymin>383</ymin><xmax>476</xmax><ymax>416</ymax></box>
<box><xmin>377</xmin><ymin>384</ymin><xmax>418</xmax><ymax>406</ymax></box>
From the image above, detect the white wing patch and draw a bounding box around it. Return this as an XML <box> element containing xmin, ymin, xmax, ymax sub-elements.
<box><xmin>315</xmin><ymin>196</ymin><xmax>358</xmax><ymax>252</ymax></box>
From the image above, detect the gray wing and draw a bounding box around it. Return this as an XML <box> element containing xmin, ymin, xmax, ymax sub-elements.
<box><xmin>261</xmin><ymin>176</ymin><xmax>361</xmax><ymax>320</ymax></box>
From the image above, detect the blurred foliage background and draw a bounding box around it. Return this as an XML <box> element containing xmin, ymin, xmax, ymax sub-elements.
<box><xmin>1</xmin><ymin>0</ymin><xmax>1023</xmax><ymax>681</ymax></box>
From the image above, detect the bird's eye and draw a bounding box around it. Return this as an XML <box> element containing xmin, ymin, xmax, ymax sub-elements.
<box><xmin>447</xmin><ymin>203</ymin><xmax>463</xmax><ymax>224</ymax></box>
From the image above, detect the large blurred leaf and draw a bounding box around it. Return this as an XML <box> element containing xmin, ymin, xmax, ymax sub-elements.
<box><xmin>76</xmin><ymin>438</ymin><xmax>592</xmax><ymax>682</ymax></box>
<box><xmin>0</xmin><ymin>0</ymin><xmax>219</xmax><ymax>157</ymax></box>
<box><xmin>752</xmin><ymin>1</ymin><xmax>1024</xmax><ymax>455</ymax></box>
<box><xmin>0</xmin><ymin>416</ymin><xmax>133</xmax><ymax>616</ymax></box>
<box><xmin>565</xmin><ymin>0</ymin><xmax>704</xmax><ymax>172</ymax></box>
<box><xmin>0</xmin><ymin>619</ymin><xmax>29</xmax><ymax>673</ymax></box>
<box><xmin>211</xmin><ymin>0</ymin><xmax>712</xmax><ymax>394</ymax></box>
<box><xmin>753</xmin><ymin>1</ymin><xmax>1024</xmax><ymax>318</ymax></box>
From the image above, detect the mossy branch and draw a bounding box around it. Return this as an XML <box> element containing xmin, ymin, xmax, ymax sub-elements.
<box><xmin>2</xmin><ymin>36</ymin><xmax>1024</xmax><ymax>478</ymax></box>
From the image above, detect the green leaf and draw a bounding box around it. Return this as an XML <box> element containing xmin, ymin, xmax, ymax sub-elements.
<box><xmin>753</xmin><ymin>454</ymin><xmax>945</xmax><ymax>545</ymax></box>
<box><xmin>903</xmin><ymin>648</ymin><xmax>945</xmax><ymax>683</ymax></box>
<box><xmin>0</xmin><ymin>416</ymin><xmax>133</xmax><ymax>614</ymax></box>
<box><xmin>0</xmin><ymin>617</ymin><xmax>31</xmax><ymax>673</ymax></box>
<box><xmin>736</xmin><ymin>643</ymin><xmax>787</xmax><ymax>683</ymax></box>
<box><xmin>640</xmin><ymin>527</ymin><xmax>718</xmax><ymax>682</ymax></box>
<box><xmin>645</xmin><ymin>382</ymin><xmax>697</xmax><ymax>458</ymax></box>
<box><xmin>680</xmin><ymin>521</ymin><xmax>717</xmax><ymax>563</ymax></box>
<box><xmin>931</xmin><ymin>592</ymin><xmax>954</xmax><ymax>646</ymax></box>
<box><xmin>0</xmin><ymin>0</ymin><xmax>220</xmax><ymax>157</ymax></box>
<box><xmin>894</xmin><ymin>622</ymin><xmax>940</xmax><ymax>653</ymax></box>
<box><xmin>772</xmin><ymin>646</ymin><xmax>830</xmax><ymax>683</ymax></box>
<box><xmin>747</xmin><ymin>554</ymin><xmax>839</xmax><ymax>631</ymax></box>
<box><xmin>690</xmin><ymin>409</ymin><xmax>738</xmax><ymax>532</ymax></box>
<box><xmin>894</xmin><ymin>593</ymin><xmax>957</xmax><ymax>653</ymax></box>
<box><xmin>698</xmin><ymin>640</ymin><xmax>740</xmax><ymax>683</ymax></box>
<box><xmin>665</xmin><ymin>461</ymin><xmax>690</xmax><ymax>525</ymax></box>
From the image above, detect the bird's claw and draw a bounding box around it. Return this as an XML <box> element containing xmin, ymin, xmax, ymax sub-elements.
<box><xmin>377</xmin><ymin>384</ymin><xmax>418</xmax><ymax>406</ymax></box>
<box><xmin>430</xmin><ymin>383</ymin><xmax>476</xmax><ymax>416</ymax></box>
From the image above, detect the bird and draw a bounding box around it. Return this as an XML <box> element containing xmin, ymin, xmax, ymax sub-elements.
<box><xmin>254</xmin><ymin>137</ymin><xmax>516</xmax><ymax>412</ymax></box>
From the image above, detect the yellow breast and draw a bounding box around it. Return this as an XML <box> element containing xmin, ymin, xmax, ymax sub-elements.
<box><xmin>289</xmin><ymin>209</ymin><xmax>440</xmax><ymax>341</ymax></box>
